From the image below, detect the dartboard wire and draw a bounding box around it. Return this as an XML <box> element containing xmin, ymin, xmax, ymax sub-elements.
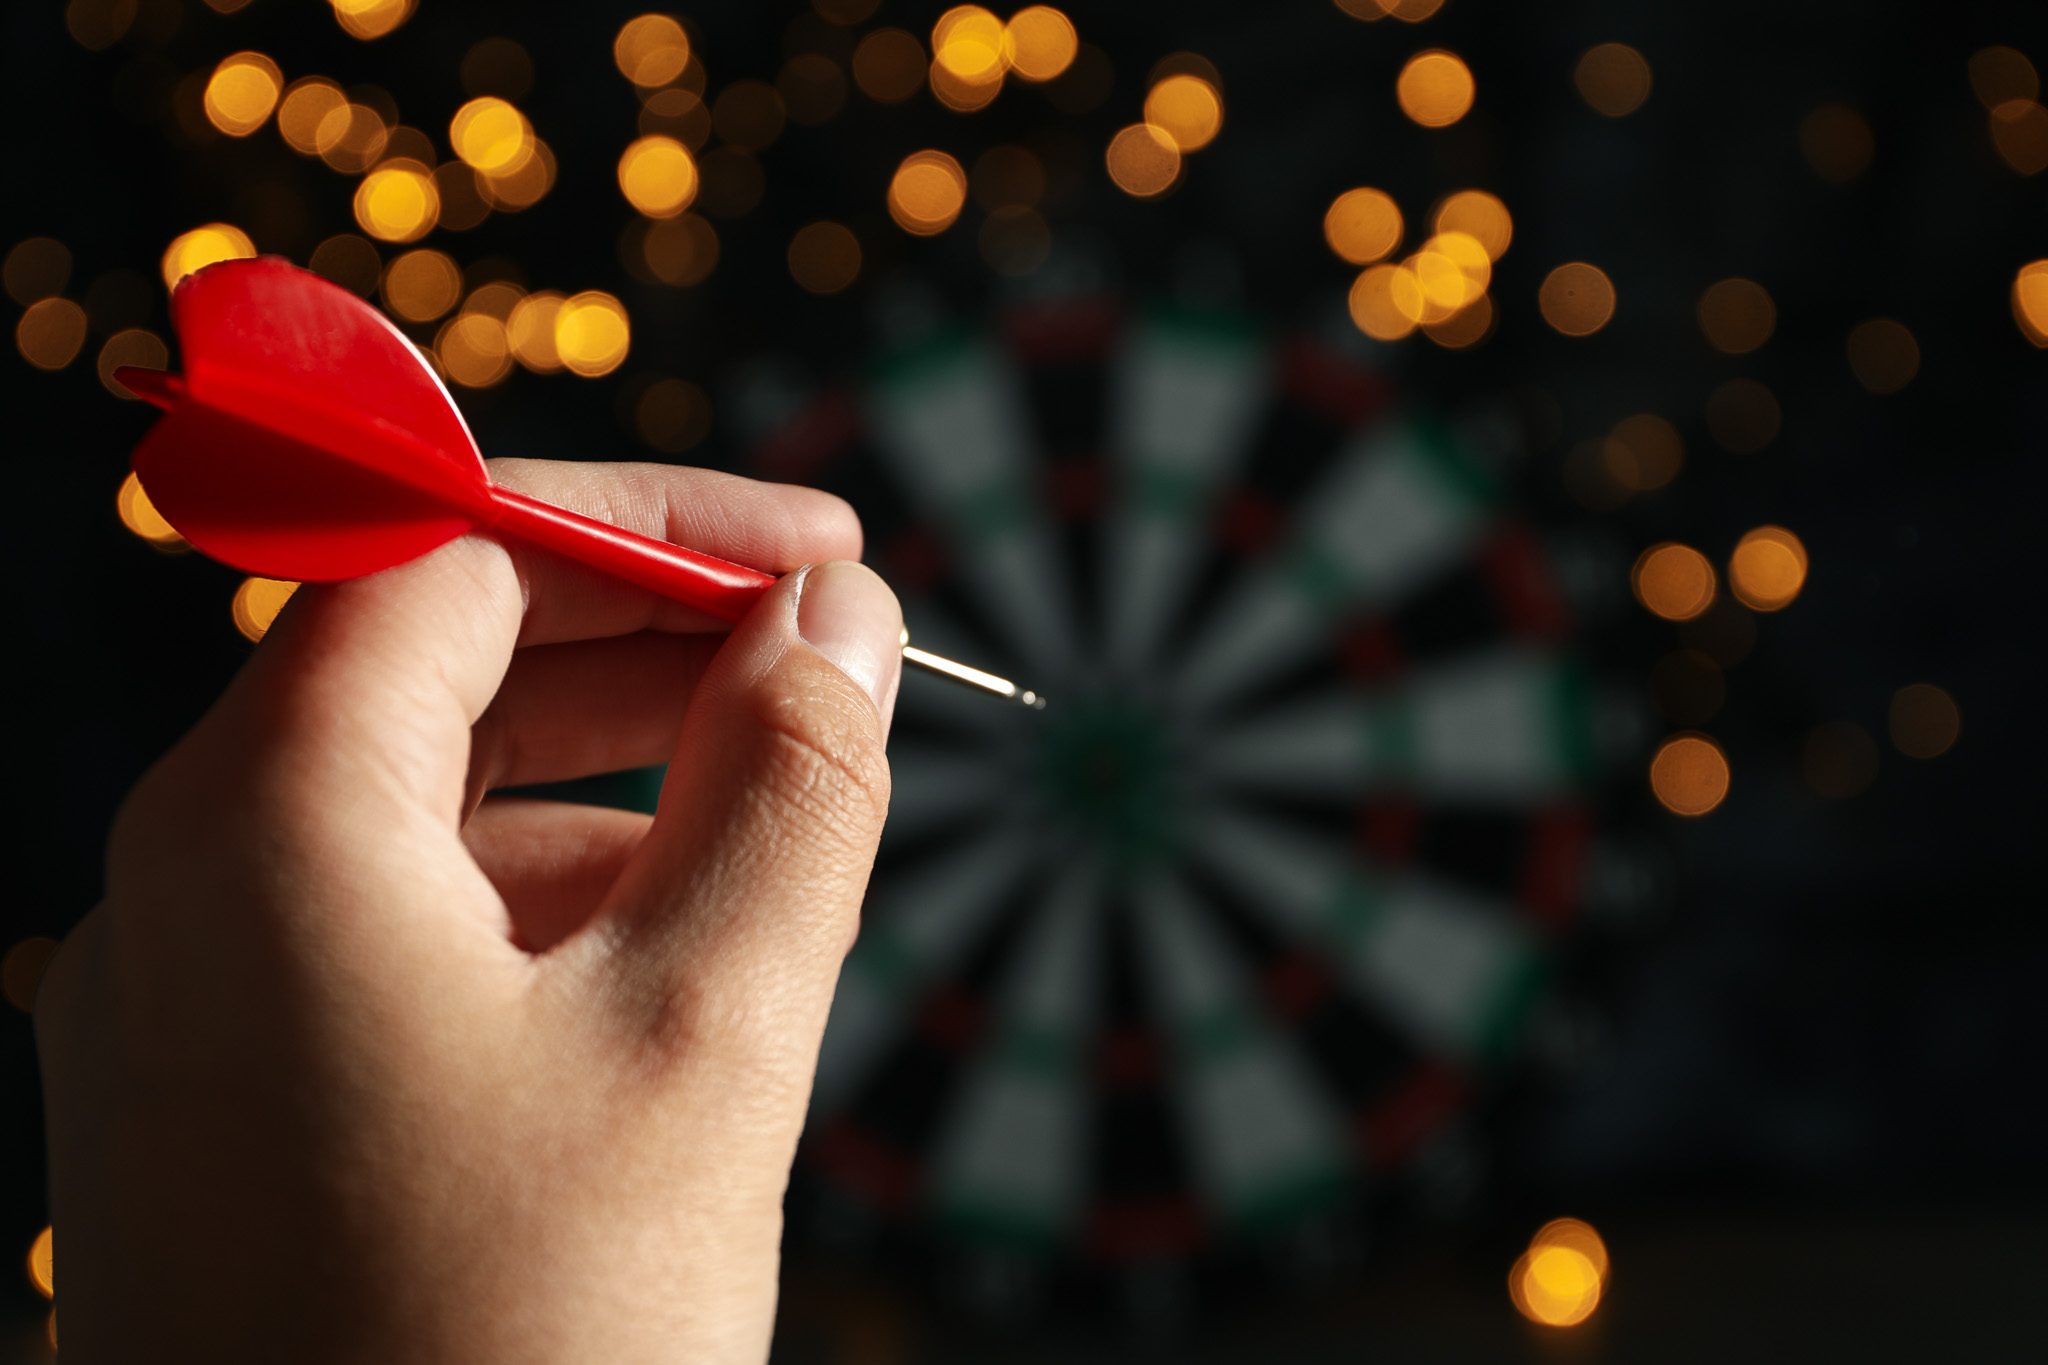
<box><xmin>811</xmin><ymin>824</ymin><xmax>1043</xmax><ymax>1117</ymax></box>
<box><xmin>1188</xmin><ymin>646</ymin><xmax>1598</xmax><ymax>807</ymax></box>
<box><xmin>922</xmin><ymin>859</ymin><xmax>1104</xmax><ymax>1252</ymax></box>
<box><xmin>863</xmin><ymin>331</ymin><xmax>1085</xmax><ymax>680</ymax></box>
<box><xmin>1128</xmin><ymin>867</ymin><xmax>1357</xmax><ymax>1237</ymax></box>
<box><xmin>1099</xmin><ymin>308</ymin><xmax>1272</xmax><ymax>676</ymax></box>
<box><xmin>1176</xmin><ymin>800</ymin><xmax>1546</xmax><ymax>1067</ymax></box>
<box><xmin>1166</xmin><ymin>416</ymin><xmax>1499</xmax><ymax>721</ymax></box>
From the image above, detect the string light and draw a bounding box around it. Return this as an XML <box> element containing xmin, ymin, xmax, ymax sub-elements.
<box><xmin>555</xmin><ymin>291</ymin><xmax>631</xmax><ymax>377</ymax></box>
<box><xmin>1510</xmin><ymin>1218</ymin><xmax>1608</xmax><ymax>1327</ymax></box>
<box><xmin>1538</xmin><ymin>262</ymin><xmax>1615</xmax><ymax>336</ymax></box>
<box><xmin>1006</xmin><ymin>7</ymin><xmax>1078</xmax><ymax>82</ymax></box>
<box><xmin>1105</xmin><ymin>124</ymin><xmax>1181</xmax><ymax>197</ymax></box>
<box><xmin>1650</xmin><ymin>733</ymin><xmax>1730</xmax><ymax>816</ymax></box>
<box><xmin>1573</xmin><ymin>43</ymin><xmax>1652</xmax><ymax>117</ymax></box>
<box><xmin>203</xmin><ymin>53</ymin><xmax>284</xmax><ymax>138</ymax></box>
<box><xmin>15</xmin><ymin>297</ymin><xmax>88</xmax><ymax>371</ymax></box>
<box><xmin>1698</xmin><ymin>277</ymin><xmax>1776</xmax><ymax>355</ymax></box>
<box><xmin>1325</xmin><ymin>188</ymin><xmax>1403</xmax><ymax>265</ymax></box>
<box><xmin>787</xmin><ymin>221</ymin><xmax>862</xmax><ymax>295</ymax></box>
<box><xmin>1396</xmin><ymin>50</ymin><xmax>1475</xmax><ymax>127</ymax></box>
<box><xmin>450</xmin><ymin>97</ymin><xmax>533</xmax><ymax>175</ymax></box>
<box><xmin>117</xmin><ymin>471</ymin><xmax>187</xmax><ymax>551</ymax></box>
<box><xmin>478</xmin><ymin>139</ymin><xmax>558</xmax><ymax>211</ymax></box>
<box><xmin>435</xmin><ymin>311</ymin><xmax>513</xmax><ymax>388</ymax></box>
<box><xmin>1632</xmin><ymin>543</ymin><xmax>1716</xmax><ymax>621</ymax></box>
<box><xmin>1347</xmin><ymin>264</ymin><xmax>1417</xmax><ymax>340</ymax></box>
<box><xmin>1432</xmin><ymin>189</ymin><xmax>1511</xmax><ymax>260</ymax></box>
<box><xmin>1144</xmin><ymin>73</ymin><xmax>1224</xmax><ymax>152</ymax></box>
<box><xmin>25</xmin><ymin>1226</ymin><xmax>53</xmax><ymax>1299</ymax></box>
<box><xmin>618</xmin><ymin>136</ymin><xmax>700</xmax><ymax>218</ymax></box>
<box><xmin>353</xmin><ymin>160</ymin><xmax>439</xmax><ymax>243</ymax></box>
<box><xmin>614</xmin><ymin>14</ymin><xmax>691</xmax><ymax>87</ymax></box>
<box><xmin>329</xmin><ymin>0</ymin><xmax>415</xmax><ymax>42</ymax></box>
<box><xmin>1889</xmin><ymin>684</ymin><xmax>1960</xmax><ymax>759</ymax></box>
<box><xmin>1727</xmin><ymin>525</ymin><xmax>1807</xmax><ymax>611</ymax></box>
<box><xmin>232</xmin><ymin>578</ymin><xmax>299</xmax><ymax>642</ymax></box>
<box><xmin>888</xmin><ymin>150</ymin><xmax>969</xmax><ymax>233</ymax></box>
<box><xmin>277</xmin><ymin>78</ymin><xmax>347</xmax><ymax>156</ymax></box>
<box><xmin>380</xmin><ymin>249</ymin><xmax>462</xmax><ymax>322</ymax></box>
<box><xmin>2012</xmin><ymin>260</ymin><xmax>2048</xmax><ymax>345</ymax></box>
<box><xmin>506</xmin><ymin>291</ymin><xmax>567</xmax><ymax>372</ymax></box>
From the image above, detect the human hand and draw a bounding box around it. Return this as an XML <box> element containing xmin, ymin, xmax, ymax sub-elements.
<box><xmin>34</xmin><ymin>460</ymin><xmax>902</xmax><ymax>1363</ymax></box>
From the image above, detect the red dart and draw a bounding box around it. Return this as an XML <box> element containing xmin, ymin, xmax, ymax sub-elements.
<box><xmin>118</xmin><ymin>257</ymin><xmax>1043</xmax><ymax>708</ymax></box>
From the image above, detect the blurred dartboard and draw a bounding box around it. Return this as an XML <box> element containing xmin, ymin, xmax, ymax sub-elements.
<box><xmin>726</xmin><ymin>289</ymin><xmax>1653</xmax><ymax>1308</ymax></box>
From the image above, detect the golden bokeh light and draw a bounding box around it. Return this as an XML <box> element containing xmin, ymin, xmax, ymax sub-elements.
<box><xmin>1105</xmin><ymin>124</ymin><xmax>1182</xmax><ymax>197</ymax></box>
<box><xmin>1324</xmin><ymin>187</ymin><xmax>1403</xmax><ymax>265</ymax></box>
<box><xmin>1531</xmin><ymin>1218</ymin><xmax>1610</xmax><ymax>1282</ymax></box>
<box><xmin>353</xmin><ymin>160</ymin><xmax>439</xmax><ymax>243</ymax></box>
<box><xmin>66</xmin><ymin>0</ymin><xmax>136</xmax><ymax>51</ymax></box>
<box><xmin>854</xmin><ymin>28</ymin><xmax>928</xmax><ymax>104</ymax></box>
<box><xmin>778</xmin><ymin>54</ymin><xmax>848</xmax><ymax>126</ymax></box>
<box><xmin>1650</xmin><ymin>733</ymin><xmax>1730</xmax><ymax>816</ymax></box>
<box><xmin>461</xmin><ymin>36</ymin><xmax>535</xmax><ymax>102</ymax></box>
<box><xmin>161</xmin><ymin>222</ymin><xmax>256</xmax><ymax>290</ymax></box>
<box><xmin>3</xmin><ymin>937</ymin><xmax>60</xmax><ymax>1012</ymax></box>
<box><xmin>1698</xmin><ymin>277</ymin><xmax>1776</xmax><ymax>354</ymax></box>
<box><xmin>614</xmin><ymin>14</ymin><xmax>691</xmax><ymax>88</ymax></box>
<box><xmin>1006</xmin><ymin>6</ymin><xmax>1078</xmax><ymax>82</ymax></box>
<box><xmin>97</xmin><ymin>328</ymin><xmax>169</xmax><ymax>398</ymax></box>
<box><xmin>1423</xmin><ymin>292</ymin><xmax>1493</xmax><ymax>348</ymax></box>
<box><xmin>555</xmin><ymin>291</ymin><xmax>631</xmax><ymax>377</ymax></box>
<box><xmin>315</xmin><ymin>102</ymin><xmax>391</xmax><ymax>173</ymax></box>
<box><xmin>277</xmin><ymin>78</ymin><xmax>346</xmax><ymax>155</ymax></box>
<box><xmin>479</xmin><ymin>138</ymin><xmax>556</xmax><ymax>211</ymax></box>
<box><xmin>713</xmin><ymin>80</ymin><xmax>787</xmax><ymax>152</ymax></box>
<box><xmin>788</xmin><ymin>221</ymin><xmax>862</xmax><ymax>295</ymax></box>
<box><xmin>462</xmin><ymin>280</ymin><xmax>525</xmax><ymax>323</ymax></box>
<box><xmin>933</xmin><ymin>6</ymin><xmax>1008</xmax><ymax>83</ymax></box>
<box><xmin>1799</xmin><ymin>103</ymin><xmax>1874</xmax><ymax>184</ymax></box>
<box><xmin>232</xmin><ymin>577</ymin><xmax>299</xmax><ymax>642</ymax></box>
<box><xmin>1396</xmin><ymin>50</ymin><xmax>1475</xmax><ymax>128</ymax></box>
<box><xmin>1604</xmin><ymin>413</ymin><xmax>1683</xmax><ymax>492</ymax></box>
<box><xmin>118</xmin><ymin>471</ymin><xmax>187</xmax><ymax>551</ymax></box>
<box><xmin>1433</xmin><ymin>189</ymin><xmax>1511</xmax><ymax>260</ymax></box>
<box><xmin>26</xmin><ymin>1226</ymin><xmax>53</xmax><ymax>1299</ymax></box>
<box><xmin>931</xmin><ymin>57</ymin><xmax>1004</xmax><ymax>112</ymax></box>
<box><xmin>450</xmin><ymin>96</ymin><xmax>533</xmax><ymax>174</ymax></box>
<box><xmin>1990</xmin><ymin>99</ymin><xmax>2048</xmax><ymax>175</ymax></box>
<box><xmin>888</xmin><ymin>150</ymin><xmax>969</xmax><ymax>233</ymax></box>
<box><xmin>506</xmin><ymin>291</ymin><xmax>566</xmax><ymax>372</ymax></box>
<box><xmin>2012</xmin><ymin>260</ymin><xmax>2048</xmax><ymax>345</ymax></box>
<box><xmin>980</xmin><ymin>206</ymin><xmax>1051</xmax><ymax>276</ymax></box>
<box><xmin>1889</xmin><ymin>684</ymin><xmax>1961</xmax><ymax>759</ymax></box>
<box><xmin>435</xmin><ymin>311</ymin><xmax>512</xmax><ymax>387</ymax></box>
<box><xmin>1803</xmin><ymin>721</ymin><xmax>1879</xmax><ymax>799</ymax></box>
<box><xmin>1414</xmin><ymin>230</ymin><xmax>1490</xmax><ymax>307</ymax></box>
<box><xmin>330</xmin><ymin>0</ymin><xmax>414</xmax><ymax>42</ymax></box>
<box><xmin>380</xmin><ymin>248</ymin><xmax>462</xmax><ymax>322</ymax></box>
<box><xmin>434</xmin><ymin>162</ymin><xmax>491</xmax><ymax>231</ymax></box>
<box><xmin>618</xmin><ymin>135</ymin><xmax>700</xmax><ymax>218</ymax></box>
<box><xmin>1510</xmin><ymin>1245</ymin><xmax>1602</xmax><ymax>1328</ymax></box>
<box><xmin>1632</xmin><ymin>543</ymin><xmax>1716</xmax><ymax>621</ymax></box>
<box><xmin>15</xmin><ymin>297</ymin><xmax>88</xmax><ymax>371</ymax></box>
<box><xmin>1574</xmin><ymin>42</ymin><xmax>1651</xmax><ymax>117</ymax></box>
<box><xmin>308</xmin><ymin>233</ymin><xmax>382</xmax><ymax>296</ymax></box>
<box><xmin>1970</xmin><ymin>46</ymin><xmax>2040</xmax><ymax>111</ymax></box>
<box><xmin>1538</xmin><ymin>262</ymin><xmax>1615</xmax><ymax>336</ymax></box>
<box><xmin>1145</xmin><ymin>74</ymin><xmax>1224</xmax><ymax>152</ymax></box>
<box><xmin>635</xmin><ymin>213</ymin><xmax>720</xmax><ymax>286</ymax></box>
<box><xmin>4</xmin><ymin>237</ymin><xmax>71</xmax><ymax>305</ymax></box>
<box><xmin>1728</xmin><ymin>525</ymin><xmax>1807</xmax><ymax>612</ymax></box>
<box><xmin>1705</xmin><ymin>377</ymin><xmax>1780</xmax><ymax>453</ymax></box>
<box><xmin>203</xmin><ymin>52</ymin><xmax>284</xmax><ymax>137</ymax></box>
<box><xmin>1347</xmin><ymin>264</ymin><xmax>1417</xmax><ymax>341</ymax></box>
<box><xmin>1846</xmin><ymin>318</ymin><xmax>1919</xmax><ymax>393</ymax></box>
<box><xmin>635</xmin><ymin>377</ymin><xmax>713</xmax><ymax>454</ymax></box>
<box><xmin>640</xmin><ymin>87</ymin><xmax>712</xmax><ymax>147</ymax></box>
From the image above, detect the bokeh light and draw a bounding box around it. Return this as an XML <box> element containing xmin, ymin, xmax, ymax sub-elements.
<box><xmin>778</xmin><ymin>54</ymin><xmax>848</xmax><ymax>126</ymax></box>
<box><xmin>478</xmin><ymin>138</ymin><xmax>556</xmax><ymax>211</ymax></box>
<box><xmin>329</xmin><ymin>0</ymin><xmax>414</xmax><ymax>42</ymax></box>
<box><xmin>97</xmin><ymin>328</ymin><xmax>170</xmax><ymax>398</ymax></box>
<box><xmin>888</xmin><ymin>150</ymin><xmax>969</xmax><ymax>233</ymax></box>
<box><xmin>1539</xmin><ymin>262</ymin><xmax>1615</xmax><ymax>336</ymax></box>
<box><xmin>1803</xmin><ymin>721</ymin><xmax>1879</xmax><ymax>799</ymax></box>
<box><xmin>26</xmin><ymin>1226</ymin><xmax>53</xmax><ymax>1299</ymax></box>
<box><xmin>380</xmin><ymin>248</ymin><xmax>462</xmax><ymax>322</ymax></box>
<box><xmin>1006</xmin><ymin>7</ymin><xmax>1079</xmax><ymax>82</ymax></box>
<box><xmin>1348</xmin><ymin>264</ymin><xmax>1416</xmax><ymax>341</ymax></box>
<box><xmin>315</xmin><ymin>102</ymin><xmax>391</xmax><ymax>173</ymax></box>
<box><xmin>1532</xmin><ymin>1218</ymin><xmax>1610</xmax><ymax>1281</ymax></box>
<box><xmin>435</xmin><ymin>311</ymin><xmax>513</xmax><ymax>388</ymax></box>
<box><xmin>1650</xmin><ymin>733</ymin><xmax>1730</xmax><ymax>816</ymax></box>
<box><xmin>932</xmin><ymin>6</ymin><xmax>1007</xmax><ymax>83</ymax></box>
<box><xmin>1632</xmin><ymin>543</ymin><xmax>1716</xmax><ymax>621</ymax></box>
<box><xmin>353</xmin><ymin>160</ymin><xmax>439</xmax><ymax>243</ymax></box>
<box><xmin>308</xmin><ymin>232</ymin><xmax>382</xmax><ymax>295</ymax></box>
<box><xmin>713</xmin><ymin>80</ymin><xmax>787</xmax><ymax>153</ymax></box>
<box><xmin>161</xmin><ymin>223</ymin><xmax>256</xmax><ymax>290</ymax></box>
<box><xmin>1604</xmin><ymin>413</ymin><xmax>1684</xmax><ymax>491</ymax></box>
<box><xmin>1396</xmin><ymin>50</ymin><xmax>1475</xmax><ymax>128</ymax></box>
<box><xmin>232</xmin><ymin>577</ymin><xmax>299</xmax><ymax>643</ymax></box>
<box><xmin>1705</xmin><ymin>377</ymin><xmax>1780</xmax><ymax>453</ymax></box>
<box><xmin>854</xmin><ymin>28</ymin><xmax>927</xmax><ymax>103</ymax></box>
<box><xmin>618</xmin><ymin>135</ymin><xmax>700</xmax><ymax>218</ymax></box>
<box><xmin>1969</xmin><ymin>46</ymin><xmax>2039</xmax><ymax>110</ymax></box>
<box><xmin>1509</xmin><ymin>1222</ymin><xmax>1606</xmax><ymax>1330</ymax></box>
<box><xmin>117</xmin><ymin>471</ymin><xmax>187</xmax><ymax>551</ymax></box>
<box><xmin>1989</xmin><ymin>99</ymin><xmax>2048</xmax><ymax>175</ymax></box>
<box><xmin>450</xmin><ymin>97</ymin><xmax>532</xmax><ymax>175</ymax></box>
<box><xmin>1324</xmin><ymin>188</ymin><xmax>1403</xmax><ymax>265</ymax></box>
<box><xmin>2012</xmin><ymin>260</ymin><xmax>2048</xmax><ymax>345</ymax></box>
<box><xmin>1574</xmin><ymin>42</ymin><xmax>1652</xmax><ymax>117</ymax></box>
<box><xmin>461</xmin><ymin>36</ymin><xmax>534</xmax><ymax>101</ymax></box>
<box><xmin>15</xmin><ymin>298</ymin><xmax>88</xmax><ymax>371</ymax></box>
<box><xmin>65</xmin><ymin>0</ymin><xmax>135</xmax><ymax>51</ymax></box>
<box><xmin>1433</xmin><ymin>189</ymin><xmax>1512</xmax><ymax>260</ymax></box>
<box><xmin>634</xmin><ymin>213</ymin><xmax>720</xmax><ymax>286</ymax></box>
<box><xmin>1105</xmin><ymin>124</ymin><xmax>1181</xmax><ymax>198</ymax></box>
<box><xmin>1698</xmin><ymin>277</ymin><xmax>1776</xmax><ymax>354</ymax></box>
<box><xmin>1846</xmin><ymin>318</ymin><xmax>1919</xmax><ymax>393</ymax></box>
<box><xmin>1727</xmin><ymin>525</ymin><xmax>1808</xmax><ymax>611</ymax></box>
<box><xmin>506</xmin><ymin>291</ymin><xmax>565</xmax><ymax>373</ymax></box>
<box><xmin>203</xmin><ymin>52</ymin><xmax>284</xmax><ymax>137</ymax></box>
<box><xmin>555</xmin><ymin>291</ymin><xmax>631</xmax><ymax>377</ymax></box>
<box><xmin>634</xmin><ymin>377</ymin><xmax>713</xmax><ymax>454</ymax></box>
<box><xmin>788</xmin><ymin>221</ymin><xmax>862</xmax><ymax>295</ymax></box>
<box><xmin>614</xmin><ymin>14</ymin><xmax>692</xmax><ymax>88</ymax></box>
<box><xmin>1422</xmin><ymin>292</ymin><xmax>1493</xmax><ymax>348</ymax></box>
<box><xmin>640</xmin><ymin>87</ymin><xmax>712</xmax><ymax>147</ymax></box>
<box><xmin>1145</xmin><ymin>74</ymin><xmax>1224</xmax><ymax>152</ymax></box>
<box><xmin>277</xmin><ymin>78</ymin><xmax>346</xmax><ymax>156</ymax></box>
<box><xmin>1800</xmin><ymin>103</ymin><xmax>1874</xmax><ymax>184</ymax></box>
<box><xmin>4</xmin><ymin>237</ymin><xmax>71</xmax><ymax>305</ymax></box>
<box><xmin>1889</xmin><ymin>684</ymin><xmax>1961</xmax><ymax>759</ymax></box>
<box><xmin>2</xmin><ymin>937</ymin><xmax>60</xmax><ymax>1013</ymax></box>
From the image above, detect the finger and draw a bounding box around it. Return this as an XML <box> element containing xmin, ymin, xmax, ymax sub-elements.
<box><xmin>463</xmin><ymin>798</ymin><xmax>651</xmax><ymax>953</ymax></box>
<box><xmin>561</xmin><ymin>561</ymin><xmax>902</xmax><ymax>1117</ymax></box>
<box><xmin>463</xmin><ymin>631</ymin><xmax>724</xmax><ymax>815</ymax></box>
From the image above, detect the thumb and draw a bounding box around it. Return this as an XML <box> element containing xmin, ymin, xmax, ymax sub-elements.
<box><xmin>580</xmin><ymin>560</ymin><xmax>902</xmax><ymax>1107</ymax></box>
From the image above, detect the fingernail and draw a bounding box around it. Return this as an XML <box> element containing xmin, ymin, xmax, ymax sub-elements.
<box><xmin>797</xmin><ymin>561</ymin><xmax>903</xmax><ymax>720</ymax></box>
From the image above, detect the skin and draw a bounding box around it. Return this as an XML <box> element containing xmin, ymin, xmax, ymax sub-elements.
<box><xmin>33</xmin><ymin>460</ymin><xmax>905</xmax><ymax>1363</ymax></box>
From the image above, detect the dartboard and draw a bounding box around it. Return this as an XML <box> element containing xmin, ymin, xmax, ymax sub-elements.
<box><xmin>727</xmin><ymin>291</ymin><xmax>1649</xmax><ymax>1306</ymax></box>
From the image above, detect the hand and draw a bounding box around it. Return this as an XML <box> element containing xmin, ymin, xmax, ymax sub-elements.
<box><xmin>33</xmin><ymin>460</ymin><xmax>903</xmax><ymax>1363</ymax></box>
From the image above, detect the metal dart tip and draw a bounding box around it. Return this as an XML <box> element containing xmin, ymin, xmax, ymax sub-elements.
<box><xmin>898</xmin><ymin>634</ymin><xmax>1048</xmax><ymax>711</ymax></box>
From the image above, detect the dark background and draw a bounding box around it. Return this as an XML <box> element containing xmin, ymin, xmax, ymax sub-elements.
<box><xmin>6</xmin><ymin>0</ymin><xmax>2045</xmax><ymax>1360</ymax></box>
